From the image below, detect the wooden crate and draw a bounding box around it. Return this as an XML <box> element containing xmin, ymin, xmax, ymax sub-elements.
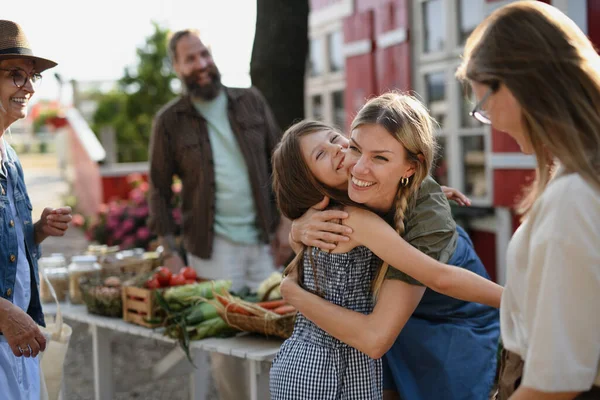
<box><xmin>122</xmin><ymin>286</ymin><xmax>162</xmax><ymax>328</ymax></box>
<box><xmin>102</xmin><ymin>258</ymin><xmax>154</xmax><ymax>277</ymax></box>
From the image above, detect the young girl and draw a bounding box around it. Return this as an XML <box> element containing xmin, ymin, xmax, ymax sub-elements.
<box><xmin>457</xmin><ymin>2</ymin><xmax>600</xmax><ymax>399</ymax></box>
<box><xmin>270</xmin><ymin>99</ymin><xmax>501</xmax><ymax>399</ymax></box>
<box><xmin>284</xmin><ymin>93</ymin><xmax>500</xmax><ymax>399</ymax></box>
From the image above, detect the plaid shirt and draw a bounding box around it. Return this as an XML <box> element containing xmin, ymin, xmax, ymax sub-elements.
<box><xmin>148</xmin><ymin>86</ymin><xmax>282</xmax><ymax>259</ymax></box>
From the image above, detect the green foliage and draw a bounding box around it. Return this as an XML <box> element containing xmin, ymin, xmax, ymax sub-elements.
<box><xmin>92</xmin><ymin>22</ymin><xmax>178</xmax><ymax>163</ymax></box>
<box><xmin>33</xmin><ymin>109</ymin><xmax>59</xmax><ymax>133</ymax></box>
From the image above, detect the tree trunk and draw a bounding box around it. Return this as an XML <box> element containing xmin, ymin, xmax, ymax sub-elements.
<box><xmin>250</xmin><ymin>0</ymin><xmax>309</xmax><ymax>131</ymax></box>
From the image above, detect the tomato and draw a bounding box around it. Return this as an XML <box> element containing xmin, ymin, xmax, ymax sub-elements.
<box><xmin>169</xmin><ymin>273</ymin><xmax>187</xmax><ymax>286</ymax></box>
<box><xmin>180</xmin><ymin>266</ymin><xmax>197</xmax><ymax>281</ymax></box>
<box><xmin>155</xmin><ymin>267</ymin><xmax>172</xmax><ymax>287</ymax></box>
<box><xmin>145</xmin><ymin>277</ymin><xmax>161</xmax><ymax>290</ymax></box>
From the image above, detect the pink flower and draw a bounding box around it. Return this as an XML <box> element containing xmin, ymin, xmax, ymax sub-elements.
<box><xmin>120</xmin><ymin>235</ymin><xmax>136</xmax><ymax>250</ymax></box>
<box><xmin>113</xmin><ymin>228</ymin><xmax>125</xmax><ymax>241</ymax></box>
<box><xmin>172</xmin><ymin>208</ymin><xmax>182</xmax><ymax>224</ymax></box>
<box><xmin>106</xmin><ymin>217</ymin><xmax>120</xmax><ymax>231</ymax></box>
<box><xmin>98</xmin><ymin>203</ymin><xmax>109</xmax><ymax>215</ymax></box>
<box><xmin>72</xmin><ymin>214</ymin><xmax>85</xmax><ymax>228</ymax></box>
<box><xmin>134</xmin><ymin>205</ymin><xmax>149</xmax><ymax>219</ymax></box>
<box><xmin>136</xmin><ymin>227</ymin><xmax>151</xmax><ymax>241</ymax></box>
<box><xmin>172</xmin><ymin>181</ymin><xmax>182</xmax><ymax>194</ymax></box>
<box><xmin>129</xmin><ymin>188</ymin><xmax>145</xmax><ymax>205</ymax></box>
<box><xmin>139</xmin><ymin>181</ymin><xmax>150</xmax><ymax>194</ymax></box>
<box><xmin>109</xmin><ymin>201</ymin><xmax>124</xmax><ymax>217</ymax></box>
<box><xmin>122</xmin><ymin>218</ymin><xmax>135</xmax><ymax>233</ymax></box>
<box><xmin>126</xmin><ymin>173</ymin><xmax>143</xmax><ymax>186</ymax></box>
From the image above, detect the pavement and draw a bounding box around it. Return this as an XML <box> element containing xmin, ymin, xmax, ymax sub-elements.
<box><xmin>20</xmin><ymin>152</ymin><xmax>218</xmax><ymax>400</ymax></box>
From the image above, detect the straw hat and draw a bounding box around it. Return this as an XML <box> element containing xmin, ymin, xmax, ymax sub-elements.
<box><xmin>0</xmin><ymin>20</ymin><xmax>57</xmax><ymax>72</ymax></box>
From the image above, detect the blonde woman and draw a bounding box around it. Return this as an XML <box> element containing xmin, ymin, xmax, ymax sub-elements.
<box><xmin>283</xmin><ymin>93</ymin><xmax>500</xmax><ymax>399</ymax></box>
<box><xmin>456</xmin><ymin>2</ymin><xmax>600</xmax><ymax>399</ymax></box>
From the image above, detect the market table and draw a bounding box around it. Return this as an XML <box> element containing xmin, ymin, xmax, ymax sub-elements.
<box><xmin>42</xmin><ymin>303</ymin><xmax>283</xmax><ymax>400</ymax></box>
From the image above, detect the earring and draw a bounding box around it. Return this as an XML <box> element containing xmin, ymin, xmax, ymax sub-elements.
<box><xmin>401</xmin><ymin>177</ymin><xmax>409</xmax><ymax>187</ymax></box>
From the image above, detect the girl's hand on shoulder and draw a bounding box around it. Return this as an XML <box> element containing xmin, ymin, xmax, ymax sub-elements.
<box><xmin>291</xmin><ymin>197</ymin><xmax>352</xmax><ymax>251</ymax></box>
<box><xmin>344</xmin><ymin>206</ymin><xmax>393</xmax><ymax>246</ymax></box>
<box><xmin>441</xmin><ymin>186</ymin><xmax>471</xmax><ymax>206</ymax></box>
<box><xmin>344</xmin><ymin>206</ymin><xmax>380</xmax><ymax>228</ymax></box>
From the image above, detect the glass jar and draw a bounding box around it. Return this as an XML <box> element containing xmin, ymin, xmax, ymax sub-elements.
<box><xmin>68</xmin><ymin>255</ymin><xmax>101</xmax><ymax>304</ymax></box>
<box><xmin>39</xmin><ymin>256</ymin><xmax>69</xmax><ymax>303</ymax></box>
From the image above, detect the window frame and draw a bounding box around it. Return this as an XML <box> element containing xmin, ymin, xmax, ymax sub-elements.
<box><xmin>305</xmin><ymin>20</ymin><xmax>346</xmax><ymax>128</ymax></box>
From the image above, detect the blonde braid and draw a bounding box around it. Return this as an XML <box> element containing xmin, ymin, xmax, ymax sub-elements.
<box><xmin>372</xmin><ymin>185</ymin><xmax>411</xmax><ymax>299</ymax></box>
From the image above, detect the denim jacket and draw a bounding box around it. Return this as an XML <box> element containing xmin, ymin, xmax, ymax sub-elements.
<box><xmin>0</xmin><ymin>143</ymin><xmax>44</xmax><ymax>327</ymax></box>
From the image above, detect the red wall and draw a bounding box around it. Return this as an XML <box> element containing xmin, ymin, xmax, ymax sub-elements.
<box><xmin>470</xmin><ymin>230</ymin><xmax>497</xmax><ymax>282</ymax></box>
<box><xmin>491</xmin><ymin>129</ymin><xmax>522</xmax><ymax>153</ymax></box>
<box><xmin>101</xmin><ymin>173</ymin><xmax>148</xmax><ymax>203</ymax></box>
<box><xmin>589</xmin><ymin>1</ymin><xmax>600</xmax><ymax>50</ymax></box>
<box><xmin>344</xmin><ymin>9</ymin><xmax>377</xmax><ymax>128</ymax></box>
<box><xmin>343</xmin><ymin>0</ymin><xmax>412</xmax><ymax>127</ymax></box>
<box><xmin>493</xmin><ymin>169</ymin><xmax>536</xmax><ymax>208</ymax></box>
<box><xmin>373</xmin><ymin>0</ymin><xmax>411</xmax><ymax>93</ymax></box>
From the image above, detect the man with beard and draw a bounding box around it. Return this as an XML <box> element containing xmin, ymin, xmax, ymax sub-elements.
<box><xmin>148</xmin><ymin>29</ymin><xmax>291</xmax><ymax>399</ymax></box>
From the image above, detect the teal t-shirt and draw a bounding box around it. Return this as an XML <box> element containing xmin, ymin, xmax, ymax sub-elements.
<box><xmin>193</xmin><ymin>91</ymin><xmax>260</xmax><ymax>244</ymax></box>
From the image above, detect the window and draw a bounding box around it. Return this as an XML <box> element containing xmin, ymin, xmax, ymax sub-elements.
<box><xmin>328</xmin><ymin>31</ymin><xmax>344</xmax><ymax>72</ymax></box>
<box><xmin>414</xmin><ymin>1</ymin><xmax>492</xmax><ymax>206</ymax></box>
<box><xmin>458</xmin><ymin>0</ymin><xmax>483</xmax><ymax>44</ymax></box>
<box><xmin>312</xmin><ymin>95</ymin><xmax>324</xmax><ymax>121</ymax></box>
<box><xmin>422</xmin><ymin>0</ymin><xmax>446</xmax><ymax>53</ymax></box>
<box><xmin>460</xmin><ymin>89</ymin><xmax>483</xmax><ymax>128</ymax></box>
<box><xmin>306</xmin><ymin>22</ymin><xmax>345</xmax><ymax>135</ymax></box>
<box><xmin>426</xmin><ymin>72</ymin><xmax>447</xmax><ymax>128</ymax></box>
<box><xmin>332</xmin><ymin>91</ymin><xmax>345</xmax><ymax>130</ymax></box>
<box><xmin>309</xmin><ymin>38</ymin><xmax>325</xmax><ymax>77</ymax></box>
<box><xmin>461</xmin><ymin>135</ymin><xmax>487</xmax><ymax>197</ymax></box>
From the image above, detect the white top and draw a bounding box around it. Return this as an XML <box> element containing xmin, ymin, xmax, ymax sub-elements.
<box><xmin>501</xmin><ymin>171</ymin><xmax>600</xmax><ymax>392</ymax></box>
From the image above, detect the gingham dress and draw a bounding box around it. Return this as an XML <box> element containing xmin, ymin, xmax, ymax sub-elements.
<box><xmin>270</xmin><ymin>246</ymin><xmax>382</xmax><ymax>400</ymax></box>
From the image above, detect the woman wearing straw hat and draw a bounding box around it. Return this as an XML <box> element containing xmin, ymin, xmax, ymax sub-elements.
<box><xmin>0</xmin><ymin>20</ymin><xmax>73</xmax><ymax>399</ymax></box>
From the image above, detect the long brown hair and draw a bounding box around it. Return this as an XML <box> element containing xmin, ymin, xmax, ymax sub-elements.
<box><xmin>272</xmin><ymin>120</ymin><xmax>358</xmax><ymax>292</ymax></box>
<box><xmin>351</xmin><ymin>93</ymin><xmax>438</xmax><ymax>298</ymax></box>
<box><xmin>456</xmin><ymin>2</ymin><xmax>600</xmax><ymax>217</ymax></box>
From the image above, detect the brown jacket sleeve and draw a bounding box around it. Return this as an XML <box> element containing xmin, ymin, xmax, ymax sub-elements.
<box><xmin>148</xmin><ymin>114</ymin><xmax>177</xmax><ymax>236</ymax></box>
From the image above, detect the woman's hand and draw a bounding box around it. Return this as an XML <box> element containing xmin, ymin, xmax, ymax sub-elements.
<box><xmin>441</xmin><ymin>186</ymin><xmax>471</xmax><ymax>206</ymax></box>
<box><xmin>280</xmin><ymin>267</ymin><xmax>300</xmax><ymax>304</ymax></box>
<box><xmin>0</xmin><ymin>301</ymin><xmax>46</xmax><ymax>358</ymax></box>
<box><xmin>35</xmin><ymin>206</ymin><xmax>73</xmax><ymax>244</ymax></box>
<box><xmin>290</xmin><ymin>197</ymin><xmax>352</xmax><ymax>251</ymax></box>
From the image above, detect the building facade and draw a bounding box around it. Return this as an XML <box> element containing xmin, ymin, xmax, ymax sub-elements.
<box><xmin>306</xmin><ymin>0</ymin><xmax>598</xmax><ymax>283</ymax></box>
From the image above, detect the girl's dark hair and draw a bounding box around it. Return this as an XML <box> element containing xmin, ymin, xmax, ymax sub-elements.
<box><xmin>272</xmin><ymin>120</ymin><xmax>357</xmax><ymax>294</ymax></box>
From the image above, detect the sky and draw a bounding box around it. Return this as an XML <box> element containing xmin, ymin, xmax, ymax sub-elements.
<box><xmin>4</xmin><ymin>0</ymin><xmax>257</xmax><ymax>104</ymax></box>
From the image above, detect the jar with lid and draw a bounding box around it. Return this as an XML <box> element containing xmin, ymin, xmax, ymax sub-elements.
<box><xmin>39</xmin><ymin>256</ymin><xmax>69</xmax><ymax>303</ymax></box>
<box><xmin>68</xmin><ymin>255</ymin><xmax>101</xmax><ymax>304</ymax></box>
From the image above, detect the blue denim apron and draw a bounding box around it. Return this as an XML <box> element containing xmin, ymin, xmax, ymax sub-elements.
<box><xmin>383</xmin><ymin>226</ymin><xmax>500</xmax><ymax>400</ymax></box>
<box><xmin>0</xmin><ymin>149</ymin><xmax>41</xmax><ymax>400</ymax></box>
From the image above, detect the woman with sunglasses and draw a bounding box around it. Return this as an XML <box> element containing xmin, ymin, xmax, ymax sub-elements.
<box><xmin>456</xmin><ymin>2</ymin><xmax>600</xmax><ymax>399</ymax></box>
<box><xmin>0</xmin><ymin>20</ymin><xmax>73</xmax><ymax>400</ymax></box>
